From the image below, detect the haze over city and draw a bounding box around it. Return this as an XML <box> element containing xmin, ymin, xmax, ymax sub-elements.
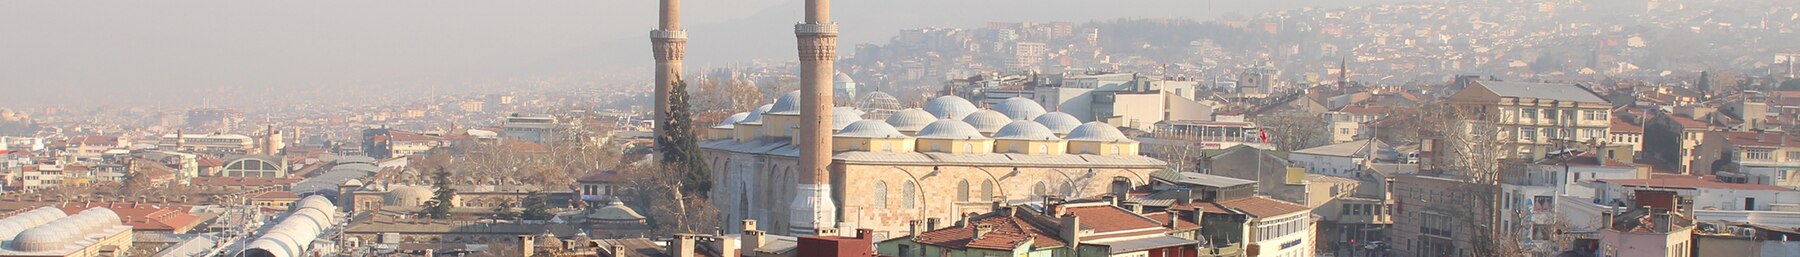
<box><xmin>0</xmin><ymin>0</ymin><xmax>1798</xmax><ymax>256</ymax></box>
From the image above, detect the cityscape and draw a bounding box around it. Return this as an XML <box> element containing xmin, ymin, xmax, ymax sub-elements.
<box><xmin>4</xmin><ymin>0</ymin><xmax>1800</xmax><ymax>256</ymax></box>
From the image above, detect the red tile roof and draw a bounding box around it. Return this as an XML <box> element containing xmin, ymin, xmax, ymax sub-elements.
<box><xmin>1065</xmin><ymin>205</ymin><xmax>1164</xmax><ymax>234</ymax></box>
<box><xmin>196</xmin><ymin>156</ymin><xmax>224</xmax><ymax>167</ymax></box>
<box><xmin>190</xmin><ymin>177</ymin><xmax>299</xmax><ymax>187</ymax></box>
<box><xmin>1611</xmin><ymin>119</ymin><xmax>1644</xmax><ymax>133</ymax></box>
<box><xmin>1194</xmin><ymin>196</ymin><xmax>1309</xmax><ymax>218</ymax></box>
<box><xmin>1597</xmin><ymin>177</ymin><xmax>1797</xmax><ymax>192</ymax></box>
<box><xmin>57</xmin><ymin>203</ymin><xmax>204</xmax><ymax>233</ymax></box>
<box><xmin>913</xmin><ymin>215</ymin><xmax>1065</xmax><ymax>250</ymax></box>
<box><xmin>1723</xmin><ymin>132</ymin><xmax>1800</xmax><ymax>148</ymax></box>
<box><xmin>1668</xmin><ymin>114</ymin><xmax>1712</xmax><ymax>129</ymax></box>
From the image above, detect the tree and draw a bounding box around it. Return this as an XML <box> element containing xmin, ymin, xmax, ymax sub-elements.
<box><xmin>658</xmin><ymin>77</ymin><xmax>713</xmax><ymax>196</ymax></box>
<box><xmin>419</xmin><ymin>169</ymin><xmax>455</xmax><ymax>219</ymax></box>
<box><xmin>520</xmin><ymin>191</ymin><xmax>553</xmax><ymax>220</ymax></box>
<box><xmin>619</xmin><ymin>163</ymin><xmax>720</xmax><ymax>235</ymax></box>
<box><xmin>1256</xmin><ymin>110</ymin><xmax>1330</xmax><ymax>151</ymax></box>
<box><xmin>1417</xmin><ymin>103</ymin><xmax>1558</xmax><ymax>256</ymax></box>
<box><xmin>491</xmin><ymin>199</ymin><xmax>520</xmax><ymax>220</ymax></box>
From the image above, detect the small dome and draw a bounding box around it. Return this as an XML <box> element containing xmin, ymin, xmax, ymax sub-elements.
<box><xmin>1033</xmin><ymin>112</ymin><xmax>1082</xmax><ymax>134</ymax></box>
<box><xmin>767</xmin><ymin>91</ymin><xmax>803</xmax><ymax>115</ymax></box>
<box><xmin>588</xmin><ymin>199</ymin><xmax>647</xmax><ymax>223</ymax></box>
<box><xmin>715</xmin><ymin>112</ymin><xmax>751</xmax><ymax>128</ymax></box>
<box><xmin>886</xmin><ymin>109</ymin><xmax>936</xmax><ymax>131</ymax></box>
<box><xmin>384</xmin><ymin>186</ymin><xmax>434</xmax><ymax>207</ymax></box>
<box><xmin>924</xmin><ymin>95</ymin><xmax>978</xmax><ymax>120</ymax></box>
<box><xmin>837</xmin><ymin>120</ymin><xmax>908</xmax><ymax>138</ymax></box>
<box><xmin>993</xmin><ymin>97</ymin><xmax>1047</xmax><ymax>121</ymax></box>
<box><xmin>739</xmin><ymin>104</ymin><xmax>776</xmax><ymax>124</ymax></box>
<box><xmin>915</xmin><ymin>119</ymin><xmax>988</xmax><ymax>139</ymax></box>
<box><xmin>834</xmin><ymin>72</ymin><xmax>856</xmax><ymax>84</ymax></box>
<box><xmin>962</xmin><ymin>110</ymin><xmax>1011</xmax><ymax>134</ymax></box>
<box><xmin>342</xmin><ymin>179</ymin><xmax>364</xmax><ymax>187</ymax></box>
<box><xmin>994</xmin><ymin>121</ymin><xmax>1061</xmax><ymax>141</ymax></box>
<box><xmin>832</xmin><ymin>107</ymin><xmax>865</xmax><ymax>130</ymax></box>
<box><xmin>1066</xmin><ymin>122</ymin><xmax>1132</xmax><ymax>142</ymax></box>
<box><xmin>13</xmin><ymin>222</ymin><xmax>75</xmax><ymax>251</ymax></box>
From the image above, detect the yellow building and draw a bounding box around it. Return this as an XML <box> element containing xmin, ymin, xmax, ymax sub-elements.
<box><xmin>703</xmin><ymin>94</ymin><xmax>1164</xmax><ymax>240</ymax></box>
<box><xmin>1445</xmin><ymin>81</ymin><xmax>1612</xmax><ymax>159</ymax></box>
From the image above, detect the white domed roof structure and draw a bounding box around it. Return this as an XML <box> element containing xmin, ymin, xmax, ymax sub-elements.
<box><xmin>834</xmin><ymin>72</ymin><xmax>856</xmax><ymax>84</ymax></box>
<box><xmin>962</xmin><ymin>110</ymin><xmax>1011</xmax><ymax>134</ymax></box>
<box><xmin>915</xmin><ymin>119</ymin><xmax>988</xmax><ymax>139</ymax></box>
<box><xmin>1066</xmin><ymin>122</ymin><xmax>1133</xmax><ymax>142</ymax></box>
<box><xmin>1033</xmin><ymin>112</ymin><xmax>1082</xmax><ymax>134</ymax></box>
<box><xmin>831</xmin><ymin>107</ymin><xmax>865</xmax><ymax>130</ymax></box>
<box><xmin>993</xmin><ymin>97</ymin><xmax>1047</xmax><ymax>121</ymax></box>
<box><xmin>384</xmin><ymin>186</ymin><xmax>434</xmax><ymax>207</ymax></box>
<box><xmin>588</xmin><ymin>199</ymin><xmax>647</xmax><ymax>223</ymax></box>
<box><xmin>715</xmin><ymin>112</ymin><xmax>751</xmax><ymax>129</ymax></box>
<box><xmin>245</xmin><ymin>195</ymin><xmax>337</xmax><ymax>257</ymax></box>
<box><xmin>924</xmin><ymin>95</ymin><xmax>978</xmax><ymax>120</ymax></box>
<box><xmin>994</xmin><ymin>121</ymin><xmax>1061</xmax><ymax>141</ymax></box>
<box><xmin>885</xmin><ymin>108</ymin><xmax>936</xmax><ymax>131</ymax></box>
<box><xmin>0</xmin><ymin>207</ymin><xmax>66</xmax><ymax>242</ymax></box>
<box><xmin>767</xmin><ymin>91</ymin><xmax>803</xmax><ymax>115</ymax></box>
<box><xmin>10</xmin><ymin>207</ymin><xmax>122</xmax><ymax>252</ymax></box>
<box><xmin>836</xmin><ymin>120</ymin><xmax>908</xmax><ymax>138</ymax></box>
<box><xmin>858</xmin><ymin>91</ymin><xmax>903</xmax><ymax>120</ymax></box>
<box><xmin>739</xmin><ymin>104</ymin><xmax>776</xmax><ymax>125</ymax></box>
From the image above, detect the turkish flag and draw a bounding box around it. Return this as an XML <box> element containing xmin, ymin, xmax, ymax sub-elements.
<box><xmin>1259</xmin><ymin>128</ymin><xmax>1269</xmax><ymax>143</ymax></box>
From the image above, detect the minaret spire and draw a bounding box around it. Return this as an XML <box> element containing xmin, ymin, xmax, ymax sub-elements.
<box><xmin>651</xmin><ymin>0</ymin><xmax>688</xmax><ymax>148</ymax></box>
<box><xmin>1338</xmin><ymin>56</ymin><xmax>1348</xmax><ymax>89</ymax></box>
<box><xmin>791</xmin><ymin>0</ymin><xmax>840</xmax><ymax>236</ymax></box>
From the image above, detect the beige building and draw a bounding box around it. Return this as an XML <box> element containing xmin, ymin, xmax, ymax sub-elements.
<box><xmin>704</xmin><ymin>94</ymin><xmax>1163</xmax><ymax>239</ymax></box>
<box><xmin>1445</xmin><ymin>81</ymin><xmax>1612</xmax><ymax>159</ymax></box>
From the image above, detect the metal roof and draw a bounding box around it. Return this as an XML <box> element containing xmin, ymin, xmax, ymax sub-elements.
<box><xmin>1476</xmin><ymin>81</ymin><xmax>1607</xmax><ymax>103</ymax></box>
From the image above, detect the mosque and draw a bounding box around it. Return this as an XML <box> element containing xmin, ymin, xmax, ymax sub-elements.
<box><xmin>702</xmin><ymin>93</ymin><xmax>1165</xmax><ymax>239</ymax></box>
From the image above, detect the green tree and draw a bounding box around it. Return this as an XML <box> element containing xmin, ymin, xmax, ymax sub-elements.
<box><xmin>658</xmin><ymin>78</ymin><xmax>712</xmax><ymax>196</ymax></box>
<box><xmin>419</xmin><ymin>169</ymin><xmax>455</xmax><ymax>219</ymax></box>
<box><xmin>521</xmin><ymin>191</ymin><xmax>553</xmax><ymax>220</ymax></box>
<box><xmin>491</xmin><ymin>199</ymin><xmax>519</xmax><ymax>220</ymax></box>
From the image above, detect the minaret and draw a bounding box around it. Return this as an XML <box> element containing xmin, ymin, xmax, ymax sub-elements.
<box><xmin>790</xmin><ymin>0</ymin><xmax>839</xmax><ymax>236</ymax></box>
<box><xmin>651</xmin><ymin>0</ymin><xmax>687</xmax><ymax>146</ymax></box>
<box><xmin>1338</xmin><ymin>57</ymin><xmax>1348</xmax><ymax>89</ymax></box>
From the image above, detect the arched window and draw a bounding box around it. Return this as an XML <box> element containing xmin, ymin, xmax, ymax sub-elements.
<box><xmin>902</xmin><ymin>180</ymin><xmax>918</xmax><ymax>209</ymax></box>
<box><xmin>1033</xmin><ymin>182</ymin><xmax>1048</xmax><ymax>198</ymax></box>
<box><xmin>981</xmin><ymin>180</ymin><xmax>995</xmax><ymax>201</ymax></box>
<box><xmin>957</xmin><ymin>180</ymin><xmax>971</xmax><ymax>202</ymax></box>
<box><xmin>1110</xmin><ymin>177</ymin><xmax>1131</xmax><ymax>195</ymax></box>
<box><xmin>1038</xmin><ymin>145</ymin><xmax>1049</xmax><ymax>154</ymax></box>
<box><xmin>872</xmin><ymin>181</ymin><xmax>889</xmax><ymax>209</ymax></box>
<box><xmin>1060</xmin><ymin>183</ymin><xmax>1076</xmax><ymax>196</ymax></box>
<box><xmin>1112</xmin><ymin>146</ymin><xmax>1122</xmax><ymax>155</ymax></box>
<box><xmin>965</xmin><ymin>143</ymin><xmax>975</xmax><ymax>152</ymax></box>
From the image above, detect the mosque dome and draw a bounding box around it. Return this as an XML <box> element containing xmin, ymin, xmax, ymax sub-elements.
<box><xmin>924</xmin><ymin>95</ymin><xmax>978</xmax><ymax>120</ymax></box>
<box><xmin>831</xmin><ymin>107</ymin><xmax>865</xmax><ymax>130</ymax></box>
<box><xmin>767</xmin><ymin>91</ymin><xmax>804</xmax><ymax>115</ymax></box>
<box><xmin>962</xmin><ymin>110</ymin><xmax>1011</xmax><ymax>134</ymax></box>
<box><xmin>384</xmin><ymin>186</ymin><xmax>434</xmax><ymax>207</ymax></box>
<box><xmin>715</xmin><ymin>112</ymin><xmax>751</xmax><ymax>128</ymax></box>
<box><xmin>836</xmin><ymin>120</ymin><xmax>908</xmax><ymax>138</ymax></box>
<box><xmin>834</xmin><ymin>72</ymin><xmax>856</xmax><ymax>84</ymax></box>
<box><xmin>12</xmin><ymin>223</ymin><xmax>74</xmax><ymax>252</ymax></box>
<box><xmin>994</xmin><ymin>121</ymin><xmax>1061</xmax><ymax>141</ymax></box>
<box><xmin>993</xmin><ymin>97</ymin><xmax>1047</xmax><ymax>121</ymax></box>
<box><xmin>588</xmin><ymin>198</ymin><xmax>647</xmax><ymax>223</ymax></box>
<box><xmin>885</xmin><ymin>109</ymin><xmax>936</xmax><ymax>132</ymax></box>
<box><xmin>1033</xmin><ymin>112</ymin><xmax>1082</xmax><ymax>135</ymax></box>
<box><xmin>1066</xmin><ymin>122</ymin><xmax>1132</xmax><ymax>142</ymax></box>
<box><xmin>915</xmin><ymin>119</ymin><xmax>988</xmax><ymax>140</ymax></box>
<box><xmin>857</xmin><ymin>91</ymin><xmax>904</xmax><ymax>120</ymax></box>
<box><xmin>739</xmin><ymin>104</ymin><xmax>776</xmax><ymax>124</ymax></box>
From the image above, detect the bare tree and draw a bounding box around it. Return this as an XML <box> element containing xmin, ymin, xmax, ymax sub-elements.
<box><xmin>1418</xmin><ymin>103</ymin><xmax>1552</xmax><ymax>257</ymax></box>
<box><xmin>618</xmin><ymin>162</ymin><xmax>721</xmax><ymax>235</ymax></box>
<box><xmin>1256</xmin><ymin>110</ymin><xmax>1330</xmax><ymax>151</ymax></box>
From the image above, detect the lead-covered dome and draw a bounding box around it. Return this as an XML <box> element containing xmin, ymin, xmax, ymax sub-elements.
<box><xmin>924</xmin><ymin>95</ymin><xmax>978</xmax><ymax>120</ymax></box>
<box><xmin>993</xmin><ymin>97</ymin><xmax>1047</xmax><ymax>121</ymax></box>
<box><xmin>739</xmin><ymin>104</ymin><xmax>776</xmax><ymax>124</ymax></box>
<box><xmin>832</xmin><ymin>107</ymin><xmax>865</xmax><ymax>130</ymax></box>
<box><xmin>767</xmin><ymin>91</ymin><xmax>803</xmax><ymax>115</ymax></box>
<box><xmin>994</xmin><ymin>121</ymin><xmax>1061</xmax><ymax>141</ymax></box>
<box><xmin>715</xmin><ymin>112</ymin><xmax>751</xmax><ymax>128</ymax></box>
<box><xmin>837</xmin><ymin>120</ymin><xmax>908</xmax><ymax>138</ymax></box>
<box><xmin>915</xmin><ymin>119</ymin><xmax>988</xmax><ymax>139</ymax></box>
<box><xmin>385</xmin><ymin>186</ymin><xmax>433</xmax><ymax>207</ymax></box>
<box><xmin>588</xmin><ymin>199</ymin><xmax>647</xmax><ymax>223</ymax></box>
<box><xmin>1033</xmin><ymin>112</ymin><xmax>1082</xmax><ymax>134</ymax></box>
<box><xmin>962</xmin><ymin>110</ymin><xmax>1011</xmax><ymax>134</ymax></box>
<box><xmin>12</xmin><ymin>222</ymin><xmax>74</xmax><ymax>251</ymax></box>
<box><xmin>1066</xmin><ymin>122</ymin><xmax>1132</xmax><ymax>142</ymax></box>
<box><xmin>886</xmin><ymin>108</ymin><xmax>936</xmax><ymax>132</ymax></box>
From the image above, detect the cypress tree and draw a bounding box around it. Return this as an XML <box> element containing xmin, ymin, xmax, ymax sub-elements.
<box><xmin>421</xmin><ymin>168</ymin><xmax>455</xmax><ymax>219</ymax></box>
<box><xmin>659</xmin><ymin>77</ymin><xmax>713</xmax><ymax>196</ymax></box>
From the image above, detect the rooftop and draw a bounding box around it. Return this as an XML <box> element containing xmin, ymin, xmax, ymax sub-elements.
<box><xmin>1475</xmin><ymin>81</ymin><xmax>1608</xmax><ymax>103</ymax></box>
<box><xmin>1596</xmin><ymin>177</ymin><xmax>1797</xmax><ymax>192</ymax></box>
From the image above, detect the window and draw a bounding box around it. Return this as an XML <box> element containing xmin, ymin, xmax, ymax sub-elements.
<box><xmin>1520</xmin><ymin>128</ymin><xmax>1537</xmax><ymax>142</ymax></box>
<box><xmin>964</xmin><ymin>143</ymin><xmax>975</xmax><ymax>152</ymax></box>
<box><xmin>1747</xmin><ymin>149</ymin><xmax>1774</xmax><ymax>160</ymax></box>
<box><xmin>902</xmin><ymin>180</ymin><xmax>917</xmax><ymax>208</ymax></box>
<box><xmin>872</xmin><ymin>181</ymin><xmax>888</xmax><ymax>209</ymax></box>
<box><xmin>1038</xmin><ymin>145</ymin><xmax>1049</xmax><ymax>154</ymax></box>
<box><xmin>1787</xmin><ymin>151</ymin><xmax>1800</xmax><ymax>161</ymax></box>
<box><xmin>1543</xmin><ymin>109</ymin><xmax>1557</xmax><ymax>120</ymax></box>
<box><xmin>1112</xmin><ymin>146</ymin><xmax>1122</xmax><ymax>155</ymax></box>
<box><xmin>1033</xmin><ymin>182</ymin><xmax>1048</xmax><ymax>198</ymax></box>
<box><xmin>1008</xmin><ymin>144</ymin><xmax>1018</xmax><ymax>153</ymax></box>
<box><xmin>957</xmin><ymin>180</ymin><xmax>971</xmax><ymax>202</ymax></box>
<box><xmin>980</xmin><ymin>181</ymin><xmax>994</xmax><ymax>201</ymax></box>
<box><xmin>1522</xmin><ymin>108</ymin><xmax>1537</xmax><ymax>119</ymax></box>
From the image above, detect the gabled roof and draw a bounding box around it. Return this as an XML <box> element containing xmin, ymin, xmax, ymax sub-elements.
<box><xmin>1192</xmin><ymin>196</ymin><xmax>1309</xmax><ymax>218</ymax></box>
<box><xmin>913</xmin><ymin>215</ymin><xmax>1065</xmax><ymax>250</ymax></box>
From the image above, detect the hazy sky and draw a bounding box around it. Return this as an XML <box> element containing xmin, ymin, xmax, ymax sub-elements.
<box><xmin>0</xmin><ymin>0</ymin><xmax>1421</xmax><ymax>108</ymax></box>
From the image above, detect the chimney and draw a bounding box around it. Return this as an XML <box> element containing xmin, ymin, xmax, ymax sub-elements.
<box><xmin>926</xmin><ymin>218</ymin><xmax>942</xmax><ymax>230</ymax></box>
<box><xmin>518</xmin><ymin>235</ymin><xmax>534</xmax><ymax>257</ymax></box>
<box><xmin>1125</xmin><ymin>202</ymin><xmax>1143</xmax><ymax>213</ymax></box>
<box><xmin>608</xmin><ymin>244</ymin><xmax>626</xmax><ymax>257</ymax></box>
<box><xmin>972</xmin><ymin>223</ymin><xmax>996</xmax><ymax>240</ymax></box>
<box><xmin>813</xmin><ymin>227</ymin><xmax>839</xmax><ymax>237</ymax></box>
<box><xmin>1101</xmin><ymin>195</ymin><xmax>1118</xmax><ymax>207</ymax></box>
<box><xmin>669</xmin><ymin>234</ymin><xmax>696</xmax><ymax>257</ymax></box>
<box><xmin>1059</xmin><ymin>214</ymin><xmax>1082</xmax><ymax>250</ymax></box>
<box><xmin>957</xmin><ymin>212</ymin><xmax>973</xmax><ymax>227</ymax></box>
<box><xmin>1174</xmin><ymin>189</ymin><xmax>1194</xmax><ymax>206</ymax></box>
<box><xmin>1165</xmin><ymin>210</ymin><xmax>1181</xmax><ymax>229</ymax></box>
<box><xmin>742</xmin><ymin>221</ymin><xmax>766</xmax><ymax>256</ymax></box>
<box><xmin>908</xmin><ymin>220</ymin><xmax>924</xmax><ymax>237</ymax></box>
<box><xmin>712</xmin><ymin>233</ymin><xmax>739</xmax><ymax>257</ymax></box>
<box><xmin>856</xmin><ymin>229</ymin><xmax>873</xmax><ymax>240</ymax></box>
